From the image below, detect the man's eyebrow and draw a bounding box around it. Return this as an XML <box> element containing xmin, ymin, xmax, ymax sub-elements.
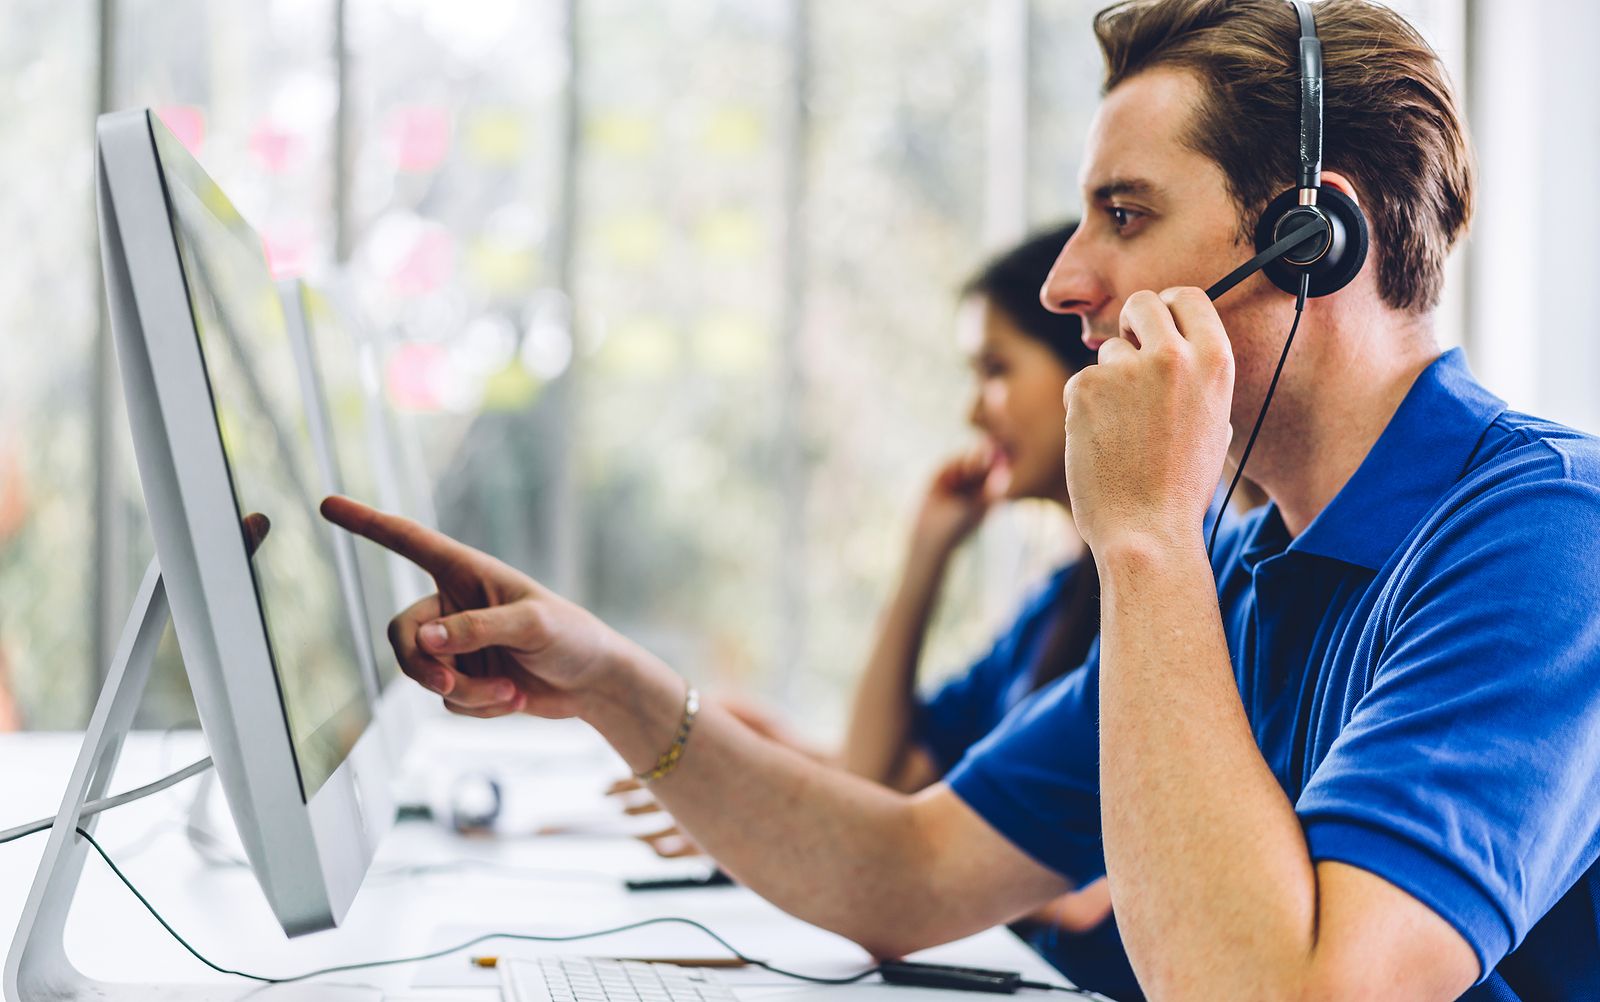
<box><xmin>1090</xmin><ymin>177</ymin><xmax>1161</xmax><ymax>201</ymax></box>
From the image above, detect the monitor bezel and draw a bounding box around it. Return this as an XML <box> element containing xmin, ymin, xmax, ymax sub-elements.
<box><xmin>96</xmin><ymin>108</ymin><xmax>394</xmax><ymax>937</ymax></box>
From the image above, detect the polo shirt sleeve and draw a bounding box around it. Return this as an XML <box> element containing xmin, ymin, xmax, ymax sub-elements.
<box><xmin>942</xmin><ymin>642</ymin><xmax>1106</xmax><ymax>886</ymax></box>
<box><xmin>1296</xmin><ymin>474</ymin><xmax>1600</xmax><ymax>980</ymax></box>
<box><xmin>914</xmin><ymin>629</ymin><xmax>1027</xmax><ymax>773</ymax></box>
<box><xmin>913</xmin><ymin>569</ymin><xmax>1067</xmax><ymax>772</ymax></box>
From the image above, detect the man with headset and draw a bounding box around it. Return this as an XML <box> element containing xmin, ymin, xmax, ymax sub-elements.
<box><xmin>325</xmin><ymin>1</ymin><xmax>1600</xmax><ymax>998</ymax></box>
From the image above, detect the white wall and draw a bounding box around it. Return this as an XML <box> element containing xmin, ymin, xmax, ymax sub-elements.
<box><xmin>1466</xmin><ymin>0</ymin><xmax>1600</xmax><ymax>431</ymax></box>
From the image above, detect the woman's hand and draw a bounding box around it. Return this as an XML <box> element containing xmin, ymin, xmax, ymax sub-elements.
<box><xmin>601</xmin><ymin>777</ymin><xmax>708</xmax><ymax>860</ymax></box>
<box><xmin>1022</xmin><ymin>879</ymin><xmax>1113</xmax><ymax>934</ymax></box>
<box><xmin>604</xmin><ymin>695</ymin><xmax>828</xmax><ymax>859</ymax></box>
<box><xmin>909</xmin><ymin>446</ymin><xmax>1003</xmax><ymax>559</ymax></box>
<box><xmin>321</xmin><ymin>495</ymin><xmax>627</xmax><ymax>721</ymax></box>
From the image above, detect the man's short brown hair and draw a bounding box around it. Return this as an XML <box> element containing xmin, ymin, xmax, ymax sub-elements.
<box><xmin>1094</xmin><ymin>0</ymin><xmax>1474</xmax><ymax>313</ymax></box>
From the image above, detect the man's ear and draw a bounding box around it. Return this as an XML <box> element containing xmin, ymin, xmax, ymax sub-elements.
<box><xmin>1321</xmin><ymin>170</ymin><xmax>1361</xmax><ymax>207</ymax></box>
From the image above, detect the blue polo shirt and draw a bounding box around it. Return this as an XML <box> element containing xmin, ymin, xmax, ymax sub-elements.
<box><xmin>915</xmin><ymin>567</ymin><xmax>1143</xmax><ymax>1000</ymax></box>
<box><xmin>916</xmin><ymin>491</ymin><xmax>1233</xmax><ymax>777</ymax></box>
<box><xmin>947</xmin><ymin>349</ymin><xmax>1600</xmax><ymax>1000</ymax></box>
<box><xmin>914</xmin><ymin>564</ymin><xmax>1077</xmax><ymax>773</ymax></box>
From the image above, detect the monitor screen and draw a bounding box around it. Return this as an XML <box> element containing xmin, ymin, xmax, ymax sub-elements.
<box><xmin>154</xmin><ymin>124</ymin><xmax>371</xmax><ymax>799</ymax></box>
<box><xmin>299</xmin><ymin>287</ymin><xmax>403</xmax><ymax>691</ymax></box>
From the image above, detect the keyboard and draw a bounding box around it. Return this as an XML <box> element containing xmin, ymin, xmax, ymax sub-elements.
<box><xmin>502</xmin><ymin>956</ymin><xmax>740</xmax><ymax>1002</ymax></box>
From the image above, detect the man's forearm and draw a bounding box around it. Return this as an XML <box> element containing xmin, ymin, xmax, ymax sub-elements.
<box><xmin>1096</xmin><ymin>535</ymin><xmax>1318</xmax><ymax>998</ymax></box>
<box><xmin>579</xmin><ymin>646</ymin><xmax>1063</xmax><ymax>957</ymax></box>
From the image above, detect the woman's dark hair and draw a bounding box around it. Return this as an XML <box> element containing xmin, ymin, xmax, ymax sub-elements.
<box><xmin>961</xmin><ymin>220</ymin><xmax>1100</xmax><ymax>692</ymax></box>
<box><xmin>961</xmin><ymin>221</ymin><xmax>1096</xmax><ymax>374</ymax></box>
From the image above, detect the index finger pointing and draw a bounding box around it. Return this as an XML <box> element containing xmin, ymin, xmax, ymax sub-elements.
<box><xmin>320</xmin><ymin>495</ymin><xmax>478</xmax><ymax>585</ymax></box>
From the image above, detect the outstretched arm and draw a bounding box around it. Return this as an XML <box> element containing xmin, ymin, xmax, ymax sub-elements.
<box><xmin>322</xmin><ymin>495</ymin><xmax>1067</xmax><ymax>958</ymax></box>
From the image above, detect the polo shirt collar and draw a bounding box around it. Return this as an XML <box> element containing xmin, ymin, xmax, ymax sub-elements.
<box><xmin>1278</xmin><ymin>348</ymin><xmax>1506</xmax><ymax>570</ymax></box>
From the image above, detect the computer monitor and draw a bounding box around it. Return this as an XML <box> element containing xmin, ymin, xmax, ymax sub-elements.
<box><xmin>279</xmin><ymin>278</ymin><xmax>433</xmax><ymax>753</ymax></box>
<box><xmin>96</xmin><ymin>108</ymin><xmax>394</xmax><ymax>936</ymax></box>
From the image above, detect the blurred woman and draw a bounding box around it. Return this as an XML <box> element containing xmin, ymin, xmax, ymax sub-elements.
<box><xmin>831</xmin><ymin>223</ymin><xmax>1101</xmax><ymax>796</ymax></box>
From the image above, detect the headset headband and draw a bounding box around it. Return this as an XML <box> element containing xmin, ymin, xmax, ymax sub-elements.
<box><xmin>1205</xmin><ymin>0</ymin><xmax>1368</xmax><ymax>305</ymax></box>
<box><xmin>1290</xmin><ymin>0</ymin><xmax>1323</xmax><ymax>194</ymax></box>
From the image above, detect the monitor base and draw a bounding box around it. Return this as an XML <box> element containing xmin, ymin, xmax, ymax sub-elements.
<box><xmin>2</xmin><ymin>560</ymin><xmax>380</xmax><ymax>1002</ymax></box>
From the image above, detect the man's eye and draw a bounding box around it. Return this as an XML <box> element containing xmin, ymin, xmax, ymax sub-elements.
<box><xmin>1109</xmin><ymin>206</ymin><xmax>1139</xmax><ymax>230</ymax></box>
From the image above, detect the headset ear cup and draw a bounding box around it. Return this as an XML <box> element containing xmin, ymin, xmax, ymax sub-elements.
<box><xmin>1254</xmin><ymin>186</ymin><xmax>1369</xmax><ymax>297</ymax></box>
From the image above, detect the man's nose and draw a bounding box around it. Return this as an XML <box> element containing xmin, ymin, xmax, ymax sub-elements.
<box><xmin>1040</xmin><ymin>241</ymin><xmax>1101</xmax><ymax>318</ymax></box>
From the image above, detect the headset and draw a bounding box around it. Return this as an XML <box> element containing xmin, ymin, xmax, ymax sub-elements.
<box><xmin>1206</xmin><ymin>1</ymin><xmax>1370</xmax><ymax>303</ymax></box>
<box><xmin>1202</xmin><ymin>0</ymin><xmax>1370</xmax><ymax>557</ymax></box>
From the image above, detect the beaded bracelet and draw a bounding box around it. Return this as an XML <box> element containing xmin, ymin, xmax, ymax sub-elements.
<box><xmin>636</xmin><ymin>685</ymin><xmax>700</xmax><ymax>784</ymax></box>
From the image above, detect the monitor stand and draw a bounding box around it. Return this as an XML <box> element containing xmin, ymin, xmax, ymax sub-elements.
<box><xmin>4</xmin><ymin>559</ymin><xmax>380</xmax><ymax>1001</ymax></box>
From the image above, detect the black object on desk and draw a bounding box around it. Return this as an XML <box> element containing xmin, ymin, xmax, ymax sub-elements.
<box><xmin>879</xmin><ymin>961</ymin><xmax>1054</xmax><ymax>994</ymax></box>
<box><xmin>624</xmin><ymin>867</ymin><xmax>735</xmax><ymax>892</ymax></box>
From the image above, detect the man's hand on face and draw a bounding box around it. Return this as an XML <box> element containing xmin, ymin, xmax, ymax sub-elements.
<box><xmin>1064</xmin><ymin>286</ymin><xmax>1234</xmax><ymax>555</ymax></box>
<box><xmin>320</xmin><ymin>495</ymin><xmax>622</xmax><ymax>721</ymax></box>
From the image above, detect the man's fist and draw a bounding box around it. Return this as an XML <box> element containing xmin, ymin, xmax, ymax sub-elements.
<box><xmin>1063</xmin><ymin>287</ymin><xmax>1233</xmax><ymax>554</ymax></box>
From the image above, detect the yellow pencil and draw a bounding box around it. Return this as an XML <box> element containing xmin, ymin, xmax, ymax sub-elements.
<box><xmin>471</xmin><ymin>956</ymin><xmax>752</xmax><ymax>969</ymax></box>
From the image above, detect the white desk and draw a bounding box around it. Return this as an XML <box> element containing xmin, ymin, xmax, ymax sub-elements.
<box><xmin>0</xmin><ymin>716</ymin><xmax>1079</xmax><ymax>1000</ymax></box>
